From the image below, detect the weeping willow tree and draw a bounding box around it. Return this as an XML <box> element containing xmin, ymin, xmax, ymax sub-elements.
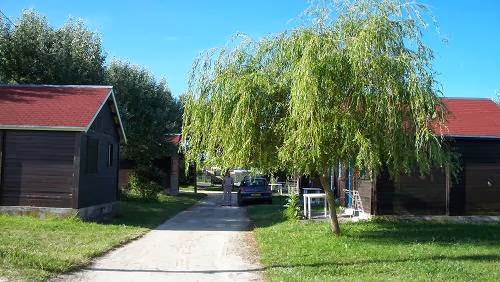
<box><xmin>182</xmin><ymin>0</ymin><xmax>455</xmax><ymax>235</ymax></box>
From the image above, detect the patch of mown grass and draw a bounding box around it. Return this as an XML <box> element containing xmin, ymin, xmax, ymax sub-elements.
<box><xmin>247</xmin><ymin>196</ymin><xmax>500</xmax><ymax>281</ymax></box>
<box><xmin>114</xmin><ymin>192</ymin><xmax>205</xmax><ymax>228</ymax></box>
<box><xmin>180</xmin><ymin>184</ymin><xmax>239</xmax><ymax>192</ymax></box>
<box><xmin>180</xmin><ymin>184</ymin><xmax>222</xmax><ymax>192</ymax></box>
<box><xmin>0</xmin><ymin>192</ymin><xmax>205</xmax><ymax>281</ymax></box>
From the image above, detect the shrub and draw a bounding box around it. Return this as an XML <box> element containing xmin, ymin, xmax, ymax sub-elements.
<box><xmin>138</xmin><ymin>165</ymin><xmax>166</xmax><ymax>186</ymax></box>
<box><xmin>127</xmin><ymin>165</ymin><xmax>165</xmax><ymax>200</ymax></box>
<box><xmin>283</xmin><ymin>192</ymin><xmax>301</xmax><ymax>220</ymax></box>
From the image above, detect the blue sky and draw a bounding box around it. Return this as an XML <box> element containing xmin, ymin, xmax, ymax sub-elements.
<box><xmin>2</xmin><ymin>1</ymin><xmax>499</xmax><ymax>99</ymax></box>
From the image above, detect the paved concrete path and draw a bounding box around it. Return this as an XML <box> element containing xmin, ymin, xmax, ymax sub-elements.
<box><xmin>56</xmin><ymin>192</ymin><xmax>263</xmax><ymax>282</ymax></box>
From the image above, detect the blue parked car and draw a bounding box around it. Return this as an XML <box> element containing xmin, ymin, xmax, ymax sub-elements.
<box><xmin>237</xmin><ymin>176</ymin><xmax>272</xmax><ymax>205</ymax></box>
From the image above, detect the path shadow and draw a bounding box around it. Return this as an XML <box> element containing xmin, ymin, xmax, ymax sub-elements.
<box><xmin>155</xmin><ymin>193</ymin><xmax>254</xmax><ymax>231</ymax></box>
<box><xmin>155</xmin><ymin>207</ymin><xmax>254</xmax><ymax>232</ymax></box>
<box><xmin>146</xmin><ymin>193</ymin><xmax>289</xmax><ymax>232</ymax></box>
<box><xmin>108</xmin><ymin>192</ymin><xmax>257</xmax><ymax>232</ymax></box>
<box><xmin>83</xmin><ymin>267</ymin><xmax>265</xmax><ymax>274</ymax></box>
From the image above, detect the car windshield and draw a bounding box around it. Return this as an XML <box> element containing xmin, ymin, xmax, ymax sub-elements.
<box><xmin>242</xmin><ymin>177</ymin><xmax>266</xmax><ymax>187</ymax></box>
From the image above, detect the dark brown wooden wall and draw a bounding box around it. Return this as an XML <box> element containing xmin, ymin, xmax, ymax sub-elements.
<box><xmin>77</xmin><ymin>102</ymin><xmax>120</xmax><ymax>208</ymax></box>
<box><xmin>454</xmin><ymin>138</ymin><xmax>500</xmax><ymax>164</ymax></box>
<box><xmin>464</xmin><ymin>165</ymin><xmax>500</xmax><ymax>214</ymax></box>
<box><xmin>0</xmin><ymin>130</ymin><xmax>76</xmax><ymax>208</ymax></box>
<box><xmin>454</xmin><ymin>138</ymin><xmax>500</xmax><ymax>214</ymax></box>
<box><xmin>376</xmin><ymin>138</ymin><xmax>500</xmax><ymax>215</ymax></box>
<box><xmin>397</xmin><ymin>169</ymin><xmax>446</xmax><ymax>215</ymax></box>
<box><xmin>376</xmin><ymin>168</ymin><xmax>447</xmax><ymax>215</ymax></box>
<box><xmin>0</xmin><ymin>130</ymin><xmax>4</xmax><ymax>191</ymax></box>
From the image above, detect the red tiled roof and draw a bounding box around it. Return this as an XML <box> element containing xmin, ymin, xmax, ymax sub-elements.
<box><xmin>167</xmin><ymin>134</ymin><xmax>182</xmax><ymax>145</ymax></box>
<box><xmin>1</xmin><ymin>86</ymin><xmax>498</xmax><ymax>141</ymax></box>
<box><xmin>440</xmin><ymin>98</ymin><xmax>500</xmax><ymax>138</ymax></box>
<box><xmin>0</xmin><ymin>85</ymin><xmax>126</xmax><ymax>141</ymax></box>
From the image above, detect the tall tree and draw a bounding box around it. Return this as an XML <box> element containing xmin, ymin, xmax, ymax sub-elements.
<box><xmin>0</xmin><ymin>10</ymin><xmax>105</xmax><ymax>84</ymax></box>
<box><xmin>106</xmin><ymin>60</ymin><xmax>182</xmax><ymax>164</ymax></box>
<box><xmin>0</xmin><ymin>9</ymin><xmax>184</xmax><ymax>167</ymax></box>
<box><xmin>0</xmin><ymin>10</ymin><xmax>54</xmax><ymax>83</ymax></box>
<box><xmin>51</xmin><ymin>19</ymin><xmax>106</xmax><ymax>84</ymax></box>
<box><xmin>182</xmin><ymin>0</ymin><xmax>455</xmax><ymax>235</ymax></box>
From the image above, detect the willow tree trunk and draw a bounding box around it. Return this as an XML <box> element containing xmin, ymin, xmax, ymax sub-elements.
<box><xmin>193</xmin><ymin>163</ymin><xmax>198</xmax><ymax>194</ymax></box>
<box><xmin>320</xmin><ymin>174</ymin><xmax>341</xmax><ymax>236</ymax></box>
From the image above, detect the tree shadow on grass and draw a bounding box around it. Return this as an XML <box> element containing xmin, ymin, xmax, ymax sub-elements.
<box><xmin>269</xmin><ymin>255</ymin><xmax>500</xmax><ymax>268</ymax></box>
<box><xmin>246</xmin><ymin>195</ymin><xmax>288</xmax><ymax>229</ymax></box>
<box><xmin>249</xmin><ymin>194</ymin><xmax>500</xmax><ymax>245</ymax></box>
<box><xmin>346</xmin><ymin>219</ymin><xmax>500</xmax><ymax>247</ymax></box>
<box><xmin>268</xmin><ymin>253</ymin><xmax>500</xmax><ymax>269</ymax></box>
<box><xmin>248</xmin><ymin>195</ymin><xmax>500</xmax><ymax>247</ymax></box>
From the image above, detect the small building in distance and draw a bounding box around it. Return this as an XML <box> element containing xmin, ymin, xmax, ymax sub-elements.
<box><xmin>0</xmin><ymin>85</ymin><xmax>126</xmax><ymax>219</ymax></box>
<box><xmin>154</xmin><ymin>134</ymin><xmax>182</xmax><ymax>195</ymax></box>
<box><xmin>119</xmin><ymin>133</ymin><xmax>182</xmax><ymax>195</ymax></box>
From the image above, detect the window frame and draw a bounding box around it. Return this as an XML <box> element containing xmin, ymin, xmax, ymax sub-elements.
<box><xmin>107</xmin><ymin>143</ymin><xmax>114</xmax><ymax>167</ymax></box>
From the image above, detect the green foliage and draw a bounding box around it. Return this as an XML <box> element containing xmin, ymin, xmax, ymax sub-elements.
<box><xmin>127</xmin><ymin>165</ymin><xmax>165</xmax><ymax>200</ymax></box>
<box><xmin>106</xmin><ymin>60</ymin><xmax>183</xmax><ymax>163</ymax></box>
<box><xmin>0</xmin><ymin>10</ymin><xmax>105</xmax><ymax>84</ymax></box>
<box><xmin>0</xmin><ymin>9</ymin><xmax>183</xmax><ymax>166</ymax></box>
<box><xmin>283</xmin><ymin>192</ymin><xmax>301</xmax><ymax>220</ymax></box>
<box><xmin>182</xmin><ymin>0</ymin><xmax>455</xmax><ymax>179</ymax></box>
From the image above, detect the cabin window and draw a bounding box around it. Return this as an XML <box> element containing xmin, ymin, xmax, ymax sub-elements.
<box><xmin>107</xmin><ymin>144</ymin><xmax>114</xmax><ymax>167</ymax></box>
<box><xmin>87</xmin><ymin>138</ymin><xmax>99</xmax><ymax>173</ymax></box>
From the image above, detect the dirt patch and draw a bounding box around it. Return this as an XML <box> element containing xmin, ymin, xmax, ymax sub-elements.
<box><xmin>239</xmin><ymin>231</ymin><xmax>264</xmax><ymax>267</ymax></box>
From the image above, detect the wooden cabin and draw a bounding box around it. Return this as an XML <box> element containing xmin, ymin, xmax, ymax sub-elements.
<box><xmin>342</xmin><ymin>98</ymin><xmax>500</xmax><ymax>216</ymax></box>
<box><xmin>0</xmin><ymin>85</ymin><xmax>126</xmax><ymax>219</ymax></box>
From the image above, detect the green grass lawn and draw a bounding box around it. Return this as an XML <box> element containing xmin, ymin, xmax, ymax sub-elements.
<box><xmin>0</xmin><ymin>192</ymin><xmax>205</xmax><ymax>281</ymax></box>
<box><xmin>248</xmin><ymin>196</ymin><xmax>500</xmax><ymax>281</ymax></box>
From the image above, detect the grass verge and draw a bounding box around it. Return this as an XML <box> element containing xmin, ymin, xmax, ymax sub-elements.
<box><xmin>247</xmin><ymin>196</ymin><xmax>500</xmax><ymax>281</ymax></box>
<box><xmin>0</xmin><ymin>192</ymin><xmax>205</xmax><ymax>281</ymax></box>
